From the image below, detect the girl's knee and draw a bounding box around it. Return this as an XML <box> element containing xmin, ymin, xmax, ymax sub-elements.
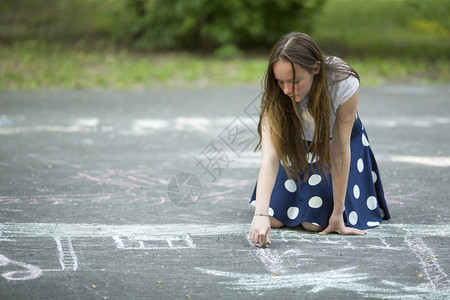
<box><xmin>270</xmin><ymin>217</ymin><xmax>284</xmax><ymax>228</ymax></box>
<box><xmin>301</xmin><ymin>222</ymin><xmax>324</xmax><ymax>232</ymax></box>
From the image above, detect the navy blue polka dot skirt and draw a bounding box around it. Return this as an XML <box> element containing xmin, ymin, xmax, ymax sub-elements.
<box><xmin>250</xmin><ymin>116</ymin><xmax>391</xmax><ymax>230</ymax></box>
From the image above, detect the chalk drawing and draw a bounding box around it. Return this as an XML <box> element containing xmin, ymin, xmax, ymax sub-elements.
<box><xmin>252</xmin><ymin>247</ymin><xmax>286</xmax><ymax>275</ymax></box>
<box><xmin>0</xmin><ymin>253</ymin><xmax>43</xmax><ymax>281</ymax></box>
<box><xmin>78</xmin><ymin>169</ymin><xmax>256</xmax><ymax>206</ymax></box>
<box><xmin>1</xmin><ymin>221</ymin><xmax>449</xmax><ymax>299</ymax></box>
<box><xmin>405</xmin><ymin>237</ymin><xmax>450</xmax><ymax>290</ymax></box>
<box><xmin>113</xmin><ymin>234</ymin><xmax>196</xmax><ymax>250</ymax></box>
<box><xmin>55</xmin><ymin>237</ymin><xmax>78</xmax><ymax>271</ymax></box>
<box><xmin>73</xmin><ymin>169</ymin><xmax>168</xmax><ymax>190</ymax></box>
<box><xmin>1</xmin><ymin>222</ymin><xmax>449</xmax><ymax>239</ymax></box>
<box><xmin>0</xmin><ymin>192</ymin><xmax>151</xmax><ymax>205</ymax></box>
<box><xmin>383</xmin><ymin>183</ymin><xmax>420</xmax><ymax>205</ymax></box>
<box><xmin>365</xmin><ymin>238</ymin><xmax>403</xmax><ymax>251</ymax></box>
<box><xmin>196</xmin><ymin>266</ymin><xmax>375</xmax><ymax>294</ymax></box>
<box><xmin>201</xmin><ymin>178</ymin><xmax>255</xmax><ymax>204</ymax></box>
<box><xmin>0</xmin><ymin>168</ymin><xmax>174</xmax><ymax>206</ymax></box>
<box><xmin>196</xmin><ymin>266</ymin><xmax>450</xmax><ymax>298</ymax></box>
<box><xmin>0</xmin><ymin>167</ymin><xmax>254</xmax><ymax>207</ymax></box>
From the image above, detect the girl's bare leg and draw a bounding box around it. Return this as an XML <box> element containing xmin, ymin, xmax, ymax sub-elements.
<box><xmin>301</xmin><ymin>221</ymin><xmax>324</xmax><ymax>232</ymax></box>
<box><xmin>270</xmin><ymin>217</ymin><xmax>284</xmax><ymax>228</ymax></box>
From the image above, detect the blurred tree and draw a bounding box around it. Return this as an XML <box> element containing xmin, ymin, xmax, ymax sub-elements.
<box><xmin>116</xmin><ymin>0</ymin><xmax>325</xmax><ymax>56</ymax></box>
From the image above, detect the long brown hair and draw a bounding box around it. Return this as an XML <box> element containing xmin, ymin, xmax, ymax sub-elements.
<box><xmin>256</xmin><ymin>32</ymin><xmax>359</xmax><ymax>181</ymax></box>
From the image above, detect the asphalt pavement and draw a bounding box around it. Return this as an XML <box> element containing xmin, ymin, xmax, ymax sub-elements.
<box><xmin>0</xmin><ymin>85</ymin><xmax>449</xmax><ymax>299</ymax></box>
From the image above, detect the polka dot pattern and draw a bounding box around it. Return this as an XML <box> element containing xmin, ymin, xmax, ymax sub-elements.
<box><xmin>367</xmin><ymin>221</ymin><xmax>380</xmax><ymax>227</ymax></box>
<box><xmin>307</xmin><ymin>153</ymin><xmax>318</xmax><ymax>164</ymax></box>
<box><xmin>308</xmin><ymin>174</ymin><xmax>322</xmax><ymax>186</ymax></box>
<box><xmin>349</xmin><ymin>211</ymin><xmax>358</xmax><ymax>225</ymax></box>
<box><xmin>362</xmin><ymin>134</ymin><xmax>370</xmax><ymax>146</ymax></box>
<box><xmin>353</xmin><ymin>185</ymin><xmax>360</xmax><ymax>199</ymax></box>
<box><xmin>372</xmin><ymin>171</ymin><xmax>377</xmax><ymax>183</ymax></box>
<box><xmin>249</xmin><ymin>114</ymin><xmax>390</xmax><ymax>230</ymax></box>
<box><xmin>284</xmin><ymin>179</ymin><xmax>297</xmax><ymax>193</ymax></box>
<box><xmin>287</xmin><ymin>206</ymin><xmax>299</xmax><ymax>220</ymax></box>
<box><xmin>281</xmin><ymin>156</ymin><xmax>293</xmax><ymax>167</ymax></box>
<box><xmin>367</xmin><ymin>196</ymin><xmax>378</xmax><ymax>210</ymax></box>
<box><xmin>308</xmin><ymin>196</ymin><xmax>323</xmax><ymax>208</ymax></box>
<box><xmin>357</xmin><ymin>158</ymin><xmax>364</xmax><ymax>173</ymax></box>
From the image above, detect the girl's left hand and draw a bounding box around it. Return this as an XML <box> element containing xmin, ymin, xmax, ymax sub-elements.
<box><xmin>319</xmin><ymin>213</ymin><xmax>366</xmax><ymax>236</ymax></box>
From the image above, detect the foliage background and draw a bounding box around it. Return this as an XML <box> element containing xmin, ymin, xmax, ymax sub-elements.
<box><xmin>0</xmin><ymin>0</ymin><xmax>448</xmax><ymax>90</ymax></box>
<box><xmin>115</xmin><ymin>0</ymin><xmax>325</xmax><ymax>56</ymax></box>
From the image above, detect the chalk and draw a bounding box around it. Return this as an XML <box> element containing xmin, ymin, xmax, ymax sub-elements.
<box><xmin>113</xmin><ymin>235</ymin><xmax>196</xmax><ymax>250</ymax></box>
<box><xmin>405</xmin><ymin>237</ymin><xmax>450</xmax><ymax>290</ymax></box>
<box><xmin>196</xmin><ymin>266</ymin><xmax>371</xmax><ymax>293</ymax></box>
<box><xmin>196</xmin><ymin>265</ymin><xmax>449</xmax><ymax>298</ymax></box>
<box><xmin>55</xmin><ymin>237</ymin><xmax>78</xmax><ymax>271</ymax></box>
<box><xmin>1</xmin><ymin>223</ymin><xmax>449</xmax><ymax>239</ymax></box>
<box><xmin>0</xmin><ymin>253</ymin><xmax>43</xmax><ymax>281</ymax></box>
<box><xmin>252</xmin><ymin>247</ymin><xmax>285</xmax><ymax>275</ymax></box>
<box><xmin>261</xmin><ymin>239</ymin><xmax>268</xmax><ymax>249</ymax></box>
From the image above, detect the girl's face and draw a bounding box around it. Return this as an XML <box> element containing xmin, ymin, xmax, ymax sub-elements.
<box><xmin>273</xmin><ymin>59</ymin><xmax>320</xmax><ymax>103</ymax></box>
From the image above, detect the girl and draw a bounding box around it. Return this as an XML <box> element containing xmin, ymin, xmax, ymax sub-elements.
<box><xmin>249</xmin><ymin>32</ymin><xmax>390</xmax><ymax>247</ymax></box>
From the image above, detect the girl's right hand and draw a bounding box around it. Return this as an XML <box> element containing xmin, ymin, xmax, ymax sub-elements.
<box><xmin>249</xmin><ymin>216</ymin><xmax>271</xmax><ymax>247</ymax></box>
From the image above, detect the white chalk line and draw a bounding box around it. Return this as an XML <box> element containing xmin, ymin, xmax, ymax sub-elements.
<box><xmin>0</xmin><ymin>253</ymin><xmax>44</xmax><ymax>281</ymax></box>
<box><xmin>196</xmin><ymin>266</ymin><xmax>370</xmax><ymax>293</ymax></box>
<box><xmin>55</xmin><ymin>237</ymin><xmax>78</xmax><ymax>271</ymax></box>
<box><xmin>251</xmin><ymin>247</ymin><xmax>286</xmax><ymax>275</ymax></box>
<box><xmin>113</xmin><ymin>234</ymin><xmax>196</xmax><ymax>250</ymax></box>
<box><xmin>196</xmin><ymin>263</ymin><xmax>450</xmax><ymax>298</ymax></box>
<box><xmin>405</xmin><ymin>237</ymin><xmax>450</xmax><ymax>291</ymax></box>
<box><xmin>195</xmin><ymin>266</ymin><xmax>448</xmax><ymax>298</ymax></box>
<box><xmin>2</xmin><ymin>115</ymin><xmax>447</xmax><ymax>136</ymax></box>
<box><xmin>1</xmin><ymin>222</ymin><xmax>449</xmax><ymax>239</ymax></box>
<box><xmin>1</xmin><ymin>222</ymin><xmax>449</xmax><ymax>297</ymax></box>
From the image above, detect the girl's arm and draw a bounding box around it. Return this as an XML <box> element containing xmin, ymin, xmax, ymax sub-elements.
<box><xmin>249</xmin><ymin>118</ymin><xmax>279</xmax><ymax>245</ymax></box>
<box><xmin>319</xmin><ymin>89</ymin><xmax>366</xmax><ymax>235</ymax></box>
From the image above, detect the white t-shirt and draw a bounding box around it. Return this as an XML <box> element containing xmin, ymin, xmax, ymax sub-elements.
<box><xmin>296</xmin><ymin>58</ymin><xmax>359</xmax><ymax>141</ymax></box>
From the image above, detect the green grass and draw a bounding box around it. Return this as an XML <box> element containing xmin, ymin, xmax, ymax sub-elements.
<box><xmin>347</xmin><ymin>56</ymin><xmax>448</xmax><ymax>86</ymax></box>
<box><xmin>1</xmin><ymin>40</ymin><xmax>447</xmax><ymax>90</ymax></box>
<box><xmin>0</xmin><ymin>0</ymin><xmax>448</xmax><ymax>90</ymax></box>
<box><xmin>312</xmin><ymin>0</ymin><xmax>450</xmax><ymax>58</ymax></box>
<box><xmin>0</xmin><ymin>40</ymin><xmax>268</xmax><ymax>90</ymax></box>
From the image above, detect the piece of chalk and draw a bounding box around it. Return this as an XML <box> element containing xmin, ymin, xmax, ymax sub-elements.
<box><xmin>261</xmin><ymin>239</ymin><xmax>268</xmax><ymax>249</ymax></box>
